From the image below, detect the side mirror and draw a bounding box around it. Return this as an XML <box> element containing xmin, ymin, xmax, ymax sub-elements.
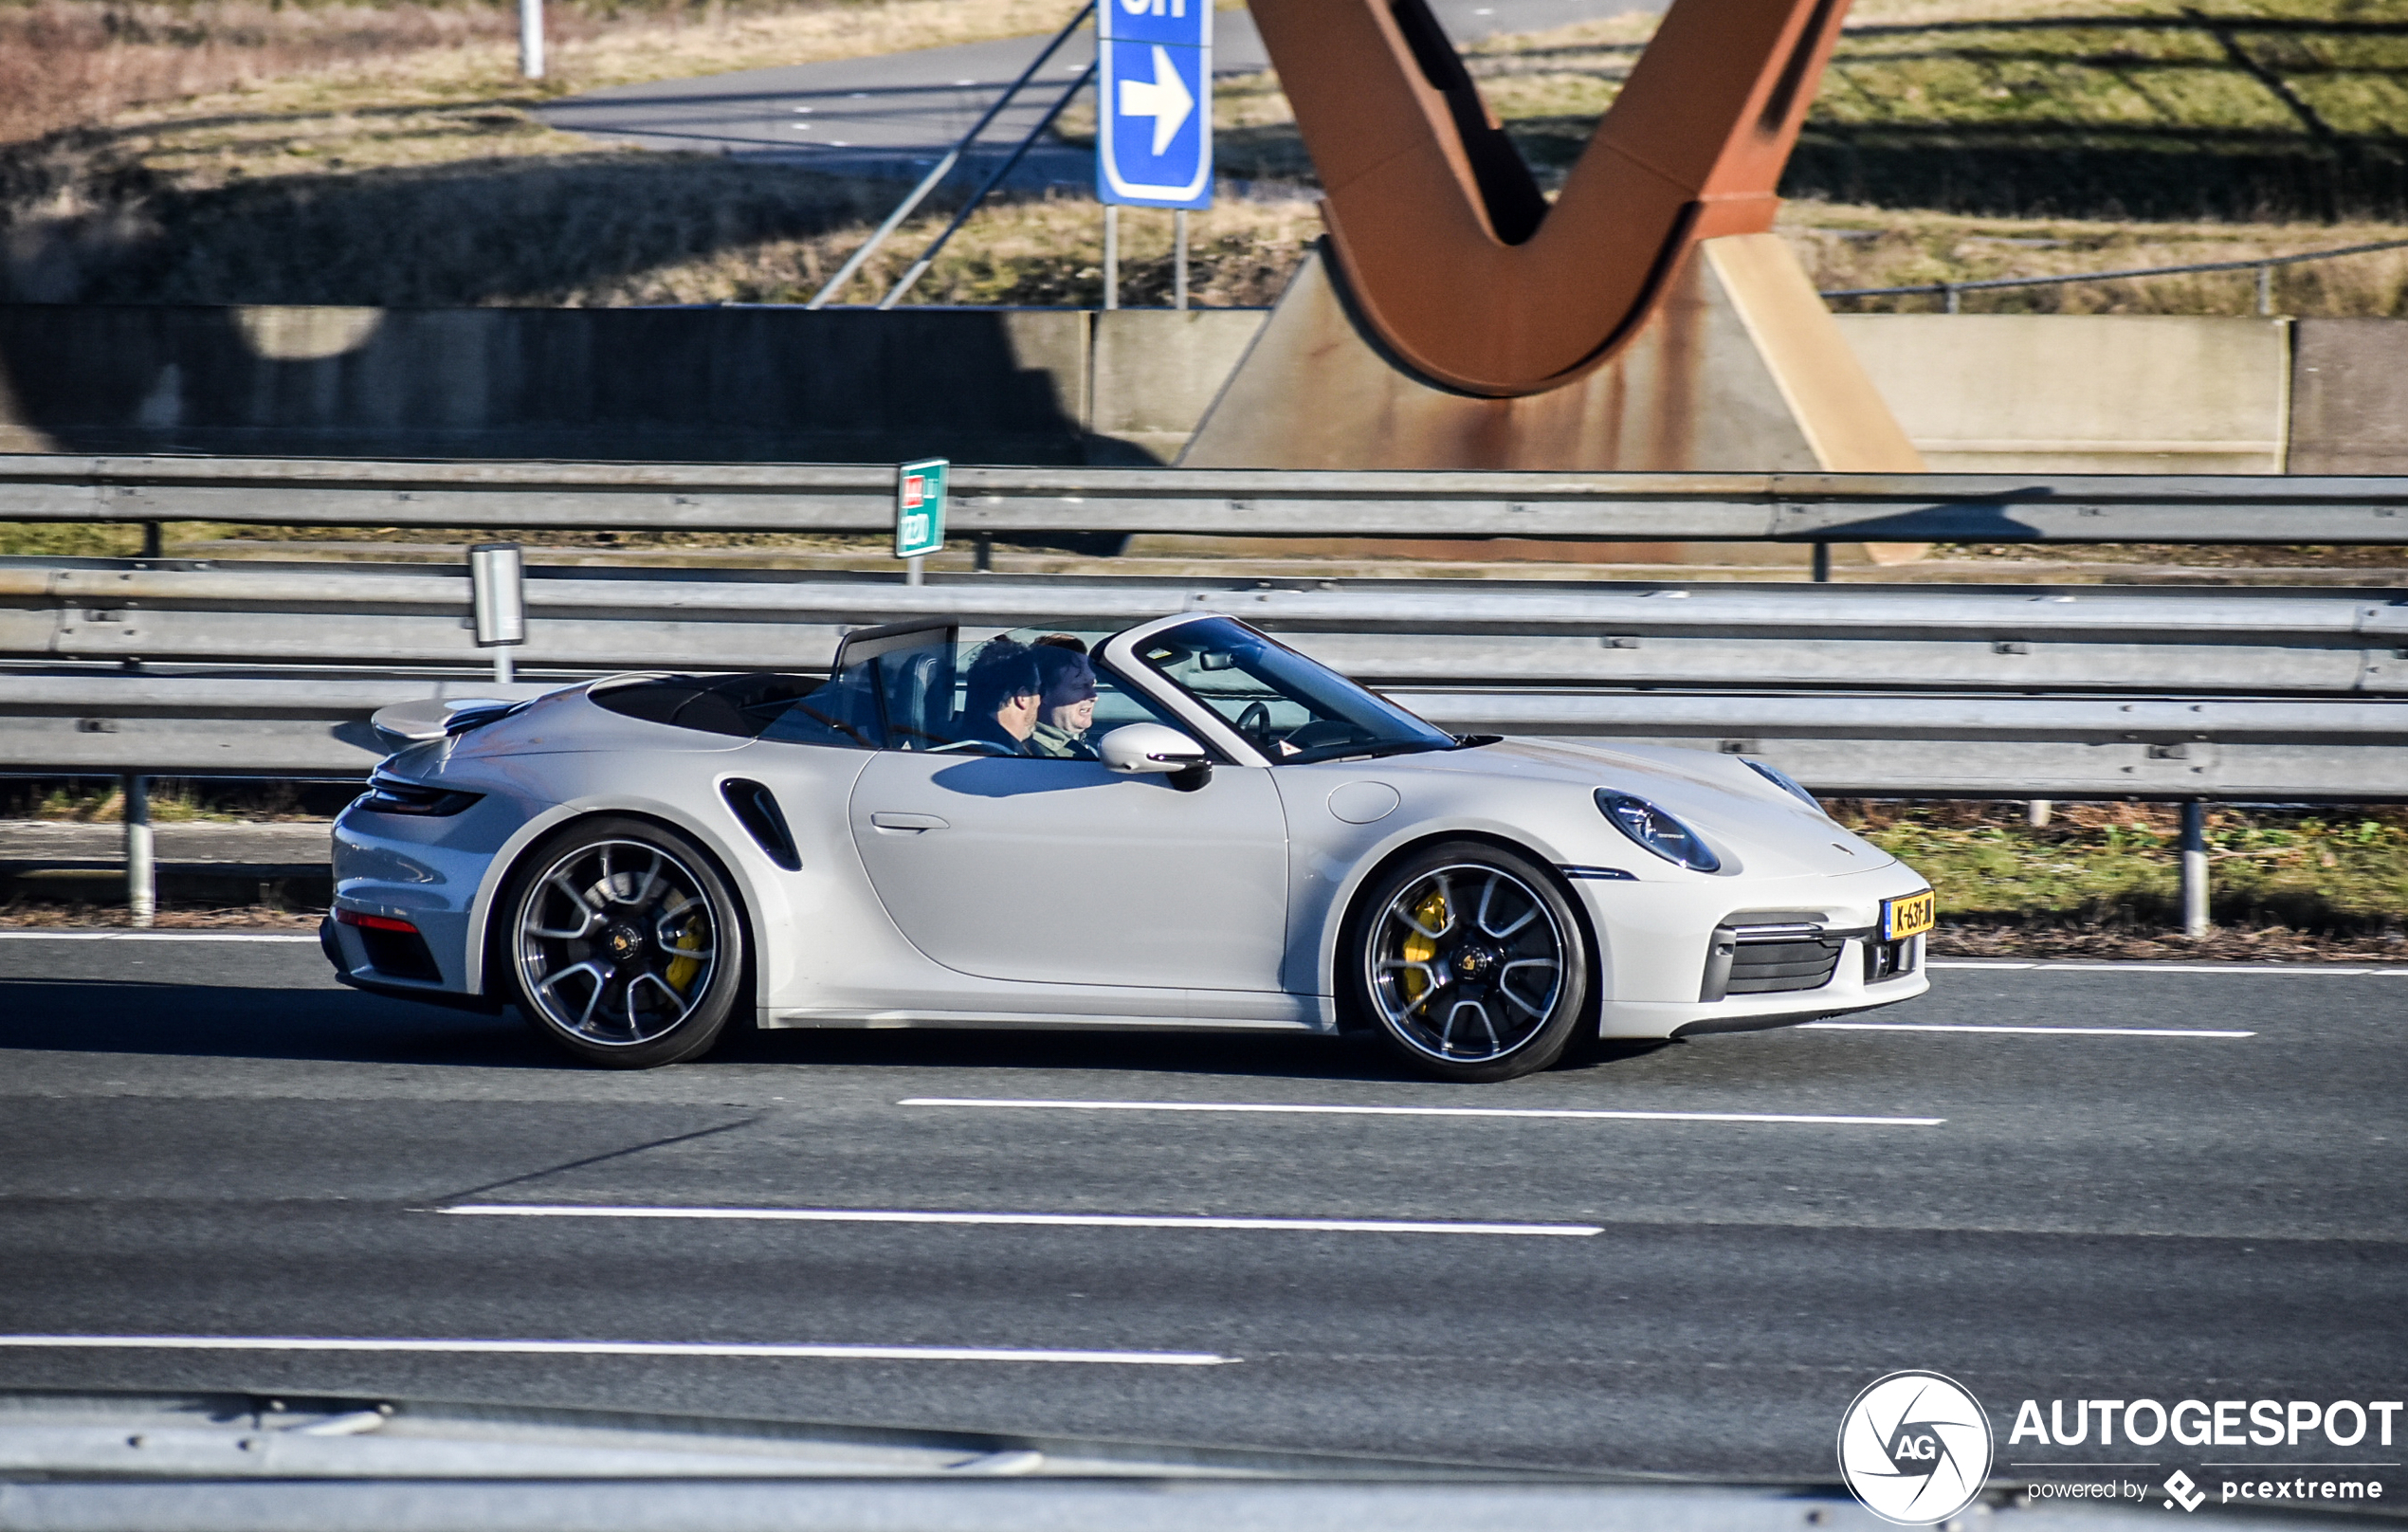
<box><xmin>1099</xmin><ymin>723</ymin><xmax>1213</xmax><ymax>790</ymax></box>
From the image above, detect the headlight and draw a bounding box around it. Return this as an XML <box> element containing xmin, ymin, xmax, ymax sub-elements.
<box><xmin>1742</xmin><ymin>757</ymin><xmax>1824</xmax><ymax>814</ymax></box>
<box><xmin>1596</xmin><ymin>790</ymin><xmax>1722</xmax><ymax>872</ymax></box>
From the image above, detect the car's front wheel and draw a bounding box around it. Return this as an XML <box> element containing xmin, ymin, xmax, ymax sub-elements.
<box><xmin>501</xmin><ymin>816</ymin><xmax>746</xmax><ymax>1068</ymax></box>
<box><xmin>1346</xmin><ymin>842</ymin><xmax>1591</xmax><ymax>1083</ymax></box>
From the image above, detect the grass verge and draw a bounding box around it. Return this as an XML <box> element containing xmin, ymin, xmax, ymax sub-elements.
<box><xmin>1841</xmin><ymin>800</ymin><xmax>2408</xmax><ymax>943</ymax></box>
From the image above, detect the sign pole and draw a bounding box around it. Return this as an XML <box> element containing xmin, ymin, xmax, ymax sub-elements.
<box><xmin>1174</xmin><ymin>209</ymin><xmax>1189</xmax><ymax>310</ymax></box>
<box><xmin>1103</xmin><ymin>205</ymin><xmax>1120</xmax><ymax>311</ymax></box>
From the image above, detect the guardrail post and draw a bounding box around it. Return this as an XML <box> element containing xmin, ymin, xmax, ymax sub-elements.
<box><xmin>1103</xmin><ymin>205</ymin><xmax>1120</xmax><ymax>312</ymax></box>
<box><xmin>1811</xmin><ymin>543</ymin><xmax>1831</xmax><ymax>583</ymax></box>
<box><xmin>1174</xmin><ymin>210</ymin><xmax>1190</xmax><ymax>311</ymax></box>
<box><xmin>2027</xmin><ymin>799</ymin><xmax>2052</xmax><ymax>828</ymax></box>
<box><xmin>140</xmin><ymin>523</ymin><xmax>162</xmax><ymax>560</ymax></box>
<box><xmin>2255</xmin><ymin>264</ymin><xmax>2273</xmax><ymax>317</ymax></box>
<box><xmin>470</xmin><ymin>542</ymin><xmax>526</xmax><ymax>685</ymax></box>
<box><xmin>2180</xmin><ymin>800</ymin><xmax>2210</xmax><ymax>939</ymax></box>
<box><xmin>123</xmin><ymin>775</ymin><xmax>154</xmax><ymax>928</ymax></box>
<box><xmin>1942</xmin><ymin>283</ymin><xmax>1961</xmax><ymax>315</ymax></box>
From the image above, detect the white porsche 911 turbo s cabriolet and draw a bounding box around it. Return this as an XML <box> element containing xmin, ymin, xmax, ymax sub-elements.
<box><xmin>323</xmin><ymin>612</ymin><xmax>1934</xmax><ymax>1081</ymax></box>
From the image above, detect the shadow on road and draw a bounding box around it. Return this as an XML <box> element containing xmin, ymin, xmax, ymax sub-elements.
<box><xmin>0</xmin><ymin>976</ymin><xmax>1670</xmax><ymax>1081</ymax></box>
<box><xmin>0</xmin><ymin>978</ymin><xmax>556</xmax><ymax>1067</ymax></box>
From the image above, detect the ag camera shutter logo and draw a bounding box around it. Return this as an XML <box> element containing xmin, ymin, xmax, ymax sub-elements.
<box><xmin>1838</xmin><ymin>1371</ymin><xmax>1995</xmax><ymax>1524</ymax></box>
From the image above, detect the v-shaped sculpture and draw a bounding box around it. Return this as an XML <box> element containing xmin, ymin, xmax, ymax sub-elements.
<box><xmin>1249</xmin><ymin>0</ymin><xmax>1853</xmax><ymax>397</ymax></box>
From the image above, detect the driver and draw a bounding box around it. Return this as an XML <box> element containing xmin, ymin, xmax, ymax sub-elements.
<box><xmin>958</xmin><ymin>641</ymin><xmax>1044</xmax><ymax>755</ymax></box>
<box><xmin>1027</xmin><ymin>637</ymin><xmax>1099</xmax><ymax>759</ymax></box>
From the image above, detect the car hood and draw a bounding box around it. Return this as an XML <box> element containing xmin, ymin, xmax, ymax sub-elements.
<box><xmin>1397</xmin><ymin>737</ymin><xmax>1898</xmax><ymax>882</ymax></box>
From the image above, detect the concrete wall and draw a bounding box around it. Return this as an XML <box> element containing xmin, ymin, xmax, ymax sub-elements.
<box><xmin>0</xmin><ymin>303</ymin><xmax>1268</xmax><ymax>466</ymax></box>
<box><xmin>1834</xmin><ymin>315</ymin><xmax>2293</xmax><ymax>475</ymax></box>
<box><xmin>2289</xmin><ymin>320</ymin><xmax>2408</xmax><ymax>475</ymax></box>
<box><xmin>0</xmin><ymin>301</ymin><xmax>2399</xmax><ymax>472</ymax></box>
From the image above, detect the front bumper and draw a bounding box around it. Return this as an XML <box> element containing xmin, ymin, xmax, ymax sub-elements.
<box><xmin>1575</xmin><ymin>863</ymin><xmax>1934</xmax><ymax>1039</ymax></box>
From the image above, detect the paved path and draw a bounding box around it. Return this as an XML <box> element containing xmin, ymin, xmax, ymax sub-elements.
<box><xmin>540</xmin><ymin>0</ymin><xmax>1645</xmax><ymax>184</ymax></box>
<box><xmin>2</xmin><ymin>938</ymin><xmax>2402</xmax><ymax>1486</ymax></box>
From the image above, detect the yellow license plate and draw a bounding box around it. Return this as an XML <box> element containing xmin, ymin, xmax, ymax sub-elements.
<box><xmin>1882</xmin><ymin>889</ymin><xmax>1935</xmax><ymax>942</ymax></box>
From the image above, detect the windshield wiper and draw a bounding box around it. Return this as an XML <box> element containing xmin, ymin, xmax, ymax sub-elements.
<box><xmin>1304</xmin><ymin>739</ymin><xmax>1452</xmax><ymax>764</ymax></box>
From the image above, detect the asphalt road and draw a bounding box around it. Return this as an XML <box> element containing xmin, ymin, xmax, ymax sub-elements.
<box><xmin>2</xmin><ymin>936</ymin><xmax>2403</xmax><ymax>1486</ymax></box>
<box><xmin>539</xmin><ymin>0</ymin><xmax>1643</xmax><ymax>180</ymax></box>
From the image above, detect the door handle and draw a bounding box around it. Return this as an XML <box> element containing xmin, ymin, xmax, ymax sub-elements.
<box><xmin>869</xmin><ymin>812</ymin><xmax>950</xmax><ymax>832</ymax></box>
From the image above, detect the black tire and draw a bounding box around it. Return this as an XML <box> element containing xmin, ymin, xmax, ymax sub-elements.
<box><xmin>499</xmin><ymin>815</ymin><xmax>747</xmax><ymax>1068</ymax></box>
<box><xmin>1343</xmin><ymin>841</ymin><xmax>1591</xmax><ymax>1084</ymax></box>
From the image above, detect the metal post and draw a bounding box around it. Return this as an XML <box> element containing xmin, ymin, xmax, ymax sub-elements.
<box><xmin>1174</xmin><ymin>209</ymin><xmax>1189</xmax><ymax>311</ymax></box>
<box><xmin>518</xmin><ymin>0</ymin><xmax>543</xmax><ymax>79</ymax></box>
<box><xmin>2180</xmin><ymin>800</ymin><xmax>2210</xmax><ymax>939</ymax></box>
<box><xmin>2027</xmin><ymin>799</ymin><xmax>2052</xmax><ymax>828</ymax></box>
<box><xmin>1810</xmin><ymin>542</ymin><xmax>1831</xmax><ymax>583</ymax></box>
<box><xmin>124</xmin><ymin>775</ymin><xmax>154</xmax><ymax>929</ymax></box>
<box><xmin>470</xmin><ymin>542</ymin><xmax>526</xmax><ymax>685</ymax></box>
<box><xmin>1103</xmin><ymin>204</ymin><xmax>1120</xmax><ymax>311</ymax></box>
<box><xmin>906</xmin><ymin>556</ymin><xmax>925</xmax><ymax>587</ymax></box>
<box><xmin>1942</xmin><ymin>283</ymin><xmax>1961</xmax><ymax>315</ymax></box>
<box><xmin>975</xmin><ymin>533</ymin><xmax>994</xmax><ymax>573</ymax></box>
<box><xmin>140</xmin><ymin>522</ymin><xmax>163</xmax><ymax>559</ymax></box>
<box><xmin>2255</xmin><ymin>264</ymin><xmax>2273</xmax><ymax>317</ymax></box>
<box><xmin>807</xmin><ymin>2</ymin><xmax>1095</xmax><ymax>309</ymax></box>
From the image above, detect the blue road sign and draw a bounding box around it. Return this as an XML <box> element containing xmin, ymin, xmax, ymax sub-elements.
<box><xmin>1096</xmin><ymin>0</ymin><xmax>1212</xmax><ymax>210</ymax></box>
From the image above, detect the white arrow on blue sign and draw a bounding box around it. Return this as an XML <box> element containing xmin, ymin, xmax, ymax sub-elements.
<box><xmin>1096</xmin><ymin>0</ymin><xmax>1213</xmax><ymax>210</ymax></box>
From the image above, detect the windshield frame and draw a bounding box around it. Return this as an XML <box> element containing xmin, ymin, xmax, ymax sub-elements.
<box><xmin>1110</xmin><ymin>614</ymin><xmax>1458</xmax><ymax>768</ymax></box>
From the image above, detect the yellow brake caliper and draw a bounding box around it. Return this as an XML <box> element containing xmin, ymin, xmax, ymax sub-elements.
<box><xmin>664</xmin><ymin>917</ymin><xmax>705</xmax><ymax>993</ymax></box>
<box><xmin>1398</xmin><ymin>887</ymin><xmax>1447</xmax><ymax>1008</ymax></box>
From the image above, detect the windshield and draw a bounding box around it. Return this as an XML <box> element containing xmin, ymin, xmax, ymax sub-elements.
<box><xmin>1131</xmin><ymin>616</ymin><xmax>1457</xmax><ymax>763</ymax></box>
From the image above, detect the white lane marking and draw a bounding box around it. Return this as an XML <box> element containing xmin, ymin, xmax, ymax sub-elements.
<box><xmin>0</xmin><ymin>931</ymin><xmax>316</xmax><ymax>941</ymax></box>
<box><xmin>2038</xmin><ymin>962</ymin><xmax>2373</xmax><ymax>975</ymax></box>
<box><xmin>0</xmin><ymin>1335</ymin><xmax>1228</xmax><ymax>1366</ymax></box>
<box><xmin>1927</xmin><ymin>959</ymin><xmax>2035</xmax><ymax>969</ymax></box>
<box><xmin>1804</xmin><ymin>1022</ymin><xmax>2253</xmax><ymax>1038</ymax></box>
<box><xmin>439</xmin><ymin>1204</ymin><xmax>1601</xmax><ymax>1236</ymax></box>
<box><xmin>900</xmin><ymin>1099</ymin><xmax>1943</xmax><ymax>1127</ymax></box>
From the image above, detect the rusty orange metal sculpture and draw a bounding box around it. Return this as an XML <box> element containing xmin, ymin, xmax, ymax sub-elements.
<box><xmin>1249</xmin><ymin>0</ymin><xmax>1854</xmax><ymax>397</ymax></box>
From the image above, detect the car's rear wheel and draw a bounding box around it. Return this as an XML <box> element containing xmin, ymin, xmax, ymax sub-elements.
<box><xmin>1346</xmin><ymin>842</ymin><xmax>1589</xmax><ymax>1083</ymax></box>
<box><xmin>502</xmin><ymin>817</ymin><xmax>745</xmax><ymax>1068</ymax></box>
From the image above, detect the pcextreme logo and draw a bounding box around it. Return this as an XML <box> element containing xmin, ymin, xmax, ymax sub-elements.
<box><xmin>1837</xmin><ymin>1371</ymin><xmax>1996</xmax><ymax>1526</ymax></box>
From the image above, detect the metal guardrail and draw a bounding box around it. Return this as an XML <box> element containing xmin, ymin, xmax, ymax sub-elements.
<box><xmin>0</xmin><ymin>670</ymin><xmax>2397</xmax><ymax>798</ymax></box>
<box><xmin>1</xmin><ymin>564</ymin><xmax>2403</xmax><ymax>798</ymax></box>
<box><xmin>6</xmin><ymin>456</ymin><xmax>2408</xmax><ymax>544</ymax></box>
<box><xmin>1821</xmin><ymin>237</ymin><xmax>2408</xmax><ymax>315</ymax></box>
<box><xmin>5</xmin><ymin>564</ymin><xmax>2406</xmax><ymax>695</ymax></box>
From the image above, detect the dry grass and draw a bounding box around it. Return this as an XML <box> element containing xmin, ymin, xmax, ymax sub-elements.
<box><xmin>1</xmin><ymin>0</ymin><xmax>1090</xmax><ymax>146</ymax></box>
<box><xmin>5</xmin><ymin>0</ymin><xmax>2407</xmax><ymax>311</ymax></box>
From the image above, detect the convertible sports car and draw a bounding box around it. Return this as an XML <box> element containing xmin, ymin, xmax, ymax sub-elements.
<box><xmin>323</xmin><ymin>612</ymin><xmax>1934</xmax><ymax>1081</ymax></box>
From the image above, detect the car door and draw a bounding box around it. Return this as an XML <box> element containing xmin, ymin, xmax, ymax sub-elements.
<box><xmin>848</xmin><ymin>747</ymin><xmax>1291</xmax><ymax>994</ymax></box>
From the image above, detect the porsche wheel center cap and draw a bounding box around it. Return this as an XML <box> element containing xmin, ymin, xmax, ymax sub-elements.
<box><xmin>1453</xmin><ymin>944</ymin><xmax>1498</xmax><ymax>978</ymax></box>
<box><xmin>605</xmin><ymin>923</ymin><xmax>646</xmax><ymax>958</ymax></box>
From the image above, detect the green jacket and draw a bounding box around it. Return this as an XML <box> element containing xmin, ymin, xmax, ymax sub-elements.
<box><xmin>1027</xmin><ymin>721</ymin><xmax>1097</xmax><ymax>760</ymax></box>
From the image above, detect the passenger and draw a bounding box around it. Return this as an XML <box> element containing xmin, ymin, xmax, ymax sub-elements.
<box><xmin>958</xmin><ymin>641</ymin><xmax>1044</xmax><ymax>755</ymax></box>
<box><xmin>1027</xmin><ymin>638</ymin><xmax>1099</xmax><ymax>759</ymax></box>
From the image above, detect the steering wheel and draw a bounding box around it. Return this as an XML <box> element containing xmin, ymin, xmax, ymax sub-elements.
<box><xmin>1234</xmin><ymin>702</ymin><xmax>1274</xmax><ymax>750</ymax></box>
